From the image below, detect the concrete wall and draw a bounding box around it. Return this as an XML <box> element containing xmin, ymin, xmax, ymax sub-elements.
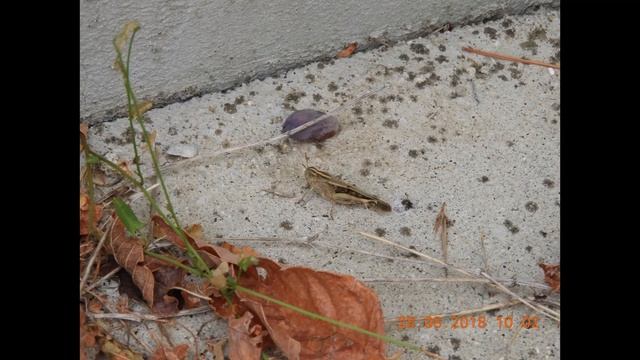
<box><xmin>80</xmin><ymin>0</ymin><xmax>557</xmax><ymax>124</ymax></box>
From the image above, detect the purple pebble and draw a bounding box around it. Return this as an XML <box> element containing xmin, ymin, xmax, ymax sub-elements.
<box><xmin>281</xmin><ymin>109</ymin><xmax>340</xmax><ymax>142</ymax></box>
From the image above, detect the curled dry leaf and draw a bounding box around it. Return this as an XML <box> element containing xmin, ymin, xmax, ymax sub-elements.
<box><xmin>228</xmin><ymin>311</ymin><xmax>265</xmax><ymax>360</ymax></box>
<box><xmin>539</xmin><ymin>263</ymin><xmax>560</xmax><ymax>292</ymax></box>
<box><xmin>107</xmin><ymin>217</ymin><xmax>155</xmax><ymax>306</ymax></box>
<box><xmin>337</xmin><ymin>42</ymin><xmax>358</xmax><ymax>58</ymax></box>
<box><xmin>80</xmin><ymin>193</ymin><xmax>103</xmax><ymax>236</ymax></box>
<box><xmin>237</xmin><ymin>257</ymin><xmax>386</xmax><ymax>360</ymax></box>
<box><xmin>149</xmin><ymin>344</ymin><xmax>189</xmax><ymax>360</ymax></box>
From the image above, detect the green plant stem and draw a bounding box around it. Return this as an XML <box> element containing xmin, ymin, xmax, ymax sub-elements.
<box><xmin>114</xmin><ymin>31</ymin><xmax>144</xmax><ymax>184</ymax></box>
<box><xmin>144</xmin><ymin>250</ymin><xmax>201</xmax><ymax>276</ymax></box>
<box><xmin>87</xmin><ymin>149</ymin><xmax>211</xmax><ymax>277</ymax></box>
<box><xmin>235</xmin><ymin>285</ymin><xmax>424</xmax><ymax>353</ymax></box>
<box><xmin>114</xmin><ymin>31</ymin><xmax>189</xmax><ymax>260</ymax></box>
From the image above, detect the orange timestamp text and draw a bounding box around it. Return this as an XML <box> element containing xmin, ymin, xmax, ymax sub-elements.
<box><xmin>395</xmin><ymin>314</ymin><xmax>541</xmax><ymax>331</ymax></box>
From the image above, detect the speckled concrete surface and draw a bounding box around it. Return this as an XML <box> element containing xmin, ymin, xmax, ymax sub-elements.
<box><xmin>87</xmin><ymin>7</ymin><xmax>559</xmax><ymax>360</ymax></box>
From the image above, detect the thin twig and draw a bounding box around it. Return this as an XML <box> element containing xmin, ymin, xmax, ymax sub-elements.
<box><xmin>83</xmin><ymin>266</ymin><xmax>122</xmax><ymax>294</ymax></box>
<box><xmin>359</xmin><ymin>231</ymin><xmax>560</xmax><ymax>322</ymax></box>
<box><xmin>480</xmin><ymin>271</ymin><xmax>559</xmax><ymax>322</ymax></box>
<box><xmin>533</xmin><ymin>302</ymin><xmax>560</xmax><ymax>318</ymax></box>
<box><xmin>335</xmin><ymin>246</ymin><xmax>435</xmax><ymax>266</ymax></box>
<box><xmin>358</xmin><ymin>231</ymin><xmax>475</xmax><ymax>277</ymax></box>
<box><xmin>80</xmin><ymin>218</ymin><xmax>113</xmax><ymax>296</ymax></box>
<box><xmin>462</xmin><ymin>47</ymin><xmax>560</xmax><ymax>69</ymax></box>
<box><xmin>88</xmin><ymin>306</ymin><xmax>211</xmax><ymax>322</ymax></box>
<box><xmin>157</xmin><ymin>85</ymin><xmax>386</xmax><ymax>174</ymax></box>
<box><xmin>170</xmin><ymin>286</ymin><xmax>212</xmax><ymax>301</ymax></box>
<box><xmin>363</xmin><ymin>277</ymin><xmax>550</xmax><ymax>290</ymax></box>
<box><xmin>385</xmin><ymin>300</ymin><xmax>521</xmax><ymax>322</ymax></box>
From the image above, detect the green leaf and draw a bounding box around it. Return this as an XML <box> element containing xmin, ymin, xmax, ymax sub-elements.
<box><xmin>238</xmin><ymin>256</ymin><xmax>259</xmax><ymax>273</ymax></box>
<box><xmin>113</xmin><ymin>197</ymin><xmax>144</xmax><ymax>235</ymax></box>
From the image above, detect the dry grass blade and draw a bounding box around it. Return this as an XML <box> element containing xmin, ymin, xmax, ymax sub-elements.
<box><xmin>480</xmin><ymin>271</ymin><xmax>559</xmax><ymax>322</ymax></box>
<box><xmin>462</xmin><ymin>46</ymin><xmax>560</xmax><ymax>69</ymax></box>
<box><xmin>385</xmin><ymin>300</ymin><xmax>521</xmax><ymax>322</ymax></box>
<box><xmin>83</xmin><ymin>266</ymin><xmax>122</xmax><ymax>294</ymax></box>
<box><xmin>363</xmin><ymin>276</ymin><xmax>550</xmax><ymax>290</ymax></box>
<box><xmin>358</xmin><ymin>231</ymin><xmax>474</xmax><ymax>278</ymax></box>
<box><xmin>359</xmin><ymin>231</ymin><xmax>560</xmax><ymax>323</ymax></box>
<box><xmin>79</xmin><ymin>218</ymin><xmax>112</xmax><ymax>296</ymax></box>
<box><xmin>89</xmin><ymin>306</ymin><xmax>211</xmax><ymax>322</ymax></box>
<box><xmin>422</xmin><ymin>350</ymin><xmax>446</xmax><ymax>360</ymax></box>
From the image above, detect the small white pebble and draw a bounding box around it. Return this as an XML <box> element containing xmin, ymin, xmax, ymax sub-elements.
<box><xmin>166</xmin><ymin>144</ymin><xmax>199</xmax><ymax>158</ymax></box>
<box><xmin>548</xmin><ymin>68</ymin><xmax>555</xmax><ymax>76</ymax></box>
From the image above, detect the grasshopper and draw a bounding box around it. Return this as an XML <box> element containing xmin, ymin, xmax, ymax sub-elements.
<box><xmin>302</xmin><ymin>163</ymin><xmax>392</xmax><ymax>213</ymax></box>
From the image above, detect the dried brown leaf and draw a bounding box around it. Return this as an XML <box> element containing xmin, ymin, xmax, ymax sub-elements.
<box><xmin>337</xmin><ymin>42</ymin><xmax>358</xmax><ymax>58</ymax></box>
<box><xmin>222</xmin><ymin>242</ymin><xmax>260</xmax><ymax>259</ymax></box>
<box><xmin>108</xmin><ymin>218</ymin><xmax>155</xmax><ymax>306</ymax></box>
<box><xmin>207</xmin><ymin>339</ymin><xmax>226</xmax><ymax>360</ymax></box>
<box><xmin>228</xmin><ymin>311</ymin><xmax>265</xmax><ymax>360</ymax></box>
<box><xmin>80</xmin><ymin>305</ymin><xmax>103</xmax><ymax>360</ymax></box>
<box><xmin>238</xmin><ymin>258</ymin><xmax>386</xmax><ymax>360</ymax></box>
<box><xmin>152</xmin><ymin>216</ymin><xmax>224</xmax><ymax>267</ymax></box>
<box><xmin>185</xmin><ymin>223</ymin><xmax>204</xmax><ymax>240</ymax></box>
<box><xmin>539</xmin><ymin>263</ymin><xmax>560</xmax><ymax>292</ymax></box>
<box><xmin>88</xmin><ymin>299</ymin><xmax>103</xmax><ymax>313</ymax></box>
<box><xmin>181</xmin><ymin>283</ymin><xmax>206</xmax><ymax>309</ymax></box>
<box><xmin>151</xmin><ymin>265</ymin><xmax>185</xmax><ymax>315</ymax></box>
<box><xmin>149</xmin><ymin>344</ymin><xmax>189</xmax><ymax>360</ymax></box>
